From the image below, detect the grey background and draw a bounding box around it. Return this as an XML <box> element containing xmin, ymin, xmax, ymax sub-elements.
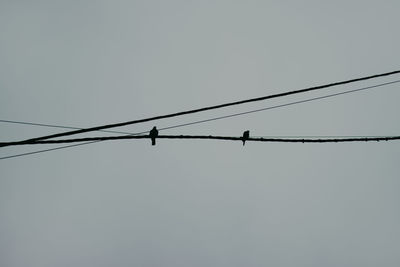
<box><xmin>1</xmin><ymin>1</ymin><xmax>400</xmax><ymax>266</ymax></box>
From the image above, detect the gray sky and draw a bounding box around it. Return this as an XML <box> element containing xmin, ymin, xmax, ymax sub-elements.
<box><xmin>1</xmin><ymin>1</ymin><xmax>400</xmax><ymax>266</ymax></box>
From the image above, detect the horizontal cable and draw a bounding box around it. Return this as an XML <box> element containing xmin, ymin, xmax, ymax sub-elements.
<box><xmin>255</xmin><ymin>135</ymin><xmax>396</xmax><ymax>138</ymax></box>
<box><xmin>2</xmin><ymin>69</ymin><xmax>399</xmax><ymax>145</ymax></box>
<box><xmin>1</xmin><ymin>135</ymin><xmax>399</xmax><ymax>160</ymax></box>
<box><xmin>2</xmin><ymin>134</ymin><xmax>395</xmax><ymax>161</ymax></box>
<box><xmin>5</xmin><ymin>134</ymin><xmax>400</xmax><ymax>145</ymax></box>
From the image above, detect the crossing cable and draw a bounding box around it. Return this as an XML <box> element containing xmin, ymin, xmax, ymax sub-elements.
<box><xmin>1</xmin><ymin>69</ymin><xmax>399</xmax><ymax>147</ymax></box>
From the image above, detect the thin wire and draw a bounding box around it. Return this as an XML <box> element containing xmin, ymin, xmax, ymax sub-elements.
<box><xmin>1</xmin><ymin>79</ymin><xmax>399</xmax><ymax>159</ymax></box>
<box><xmin>0</xmin><ymin>142</ymin><xmax>99</xmax><ymax>160</ymax></box>
<box><xmin>0</xmin><ymin>119</ymin><xmax>133</xmax><ymax>135</ymax></box>
<box><xmin>3</xmin><ymin>69</ymin><xmax>400</xmax><ymax>146</ymax></box>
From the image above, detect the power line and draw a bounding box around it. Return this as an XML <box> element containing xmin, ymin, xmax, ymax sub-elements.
<box><xmin>4</xmin><ymin>134</ymin><xmax>400</xmax><ymax>145</ymax></box>
<box><xmin>1</xmin><ymin>79</ymin><xmax>399</xmax><ymax>149</ymax></box>
<box><xmin>1</xmin><ymin>134</ymin><xmax>398</xmax><ymax>161</ymax></box>
<box><xmin>2</xmin><ymin>69</ymin><xmax>399</xmax><ymax>146</ymax></box>
<box><xmin>255</xmin><ymin>135</ymin><xmax>395</xmax><ymax>138</ymax></box>
<box><xmin>1</xmin><ymin>79</ymin><xmax>399</xmax><ymax>159</ymax></box>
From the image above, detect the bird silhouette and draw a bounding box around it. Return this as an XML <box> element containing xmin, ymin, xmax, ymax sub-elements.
<box><xmin>149</xmin><ymin>126</ymin><xmax>158</xmax><ymax>146</ymax></box>
<box><xmin>242</xmin><ymin>130</ymin><xmax>250</xmax><ymax>146</ymax></box>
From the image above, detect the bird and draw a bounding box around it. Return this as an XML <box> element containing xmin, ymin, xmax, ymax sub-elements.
<box><xmin>149</xmin><ymin>126</ymin><xmax>158</xmax><ymax>146</ymax></box>
<box><xmin>242</xmin><ymin>130</ymin><xmax>250</xmax><ymax>146</ymax></box>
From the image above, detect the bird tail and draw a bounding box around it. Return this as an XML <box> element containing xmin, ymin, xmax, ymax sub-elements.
<box><xmin>242</xmin><ymin>139</ymin><xmax>245</xmax><ymax>146</ymax></box>
<box><xmin>152</xmin><ymin>138</ymin><xmax>156</xmax><ymax>146</ymax></box>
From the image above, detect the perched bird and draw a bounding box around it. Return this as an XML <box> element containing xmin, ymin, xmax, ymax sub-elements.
<box><xmin>242</xmin><ymin>130</ymin><xmax>250</xmax><ymax>146</ymax></box>
<box><xmin>149</xmin><ymin>126</ymin><xmax>158</xmax><ymax>146</ymax></box>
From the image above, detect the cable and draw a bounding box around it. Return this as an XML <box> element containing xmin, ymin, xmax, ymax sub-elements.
<box><xmin>0</xmin><ymin>119</ymin><xmax>133</xmax><ymax>135</ymax></box>
<box><xmin>3</xmin><ymin>134</ymin><xmax>400</xmax><ymax>145</ymax></box>
<box><xmin>2</xmin><ymin>69</ymin><xmax>399</xmax><ymax>146</ymax></box>
<box><xmin>1</xmin><ymin>79</ymin><xmax>399</xmax><ymax>159</ymax></box>
<box><xmin>255</xmin><ymin>135</ymin><xmax>395</xmax><ymax>138</ymax></box>
<box><xmin>1</xmin><ymin>134</ymin><xmax>398</xmax><ymax>161</ymax></box>
<box><xmin>1</xmin><ymin>135</ymin><xmax>394</xmax><ymax>161</ymax></box>
<box><xmin>2</xmin><ymin>78</ymin><xmax>398</xmax><ymax>141</ymax></box>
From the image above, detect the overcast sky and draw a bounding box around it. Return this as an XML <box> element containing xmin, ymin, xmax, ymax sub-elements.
<box><xmin>1</xmin><ymin>1</ymin><xmax>400</xmax><ymax>266</ymax></box>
